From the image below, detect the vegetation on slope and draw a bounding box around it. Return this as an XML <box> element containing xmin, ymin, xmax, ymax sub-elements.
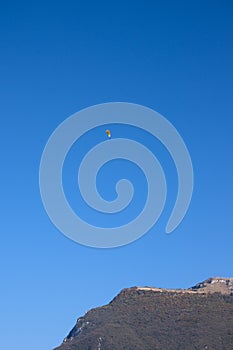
<box><xmin>54</xmin><ymin>284</ymin><xmax>233</xmax><ymax>350</ymax></box>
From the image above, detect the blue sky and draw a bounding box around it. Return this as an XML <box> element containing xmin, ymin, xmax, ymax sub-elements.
<box><xmin>1</xmin><ymin>1</ymin><xmax>233</xmax><ymax>349</ymax></box>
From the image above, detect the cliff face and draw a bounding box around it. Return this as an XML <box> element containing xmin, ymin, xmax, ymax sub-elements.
<box><xmin>189</xmin><ymin>277</ymin><xmax>233</xmax><ymax>294</ymax></box>
<box><xmin>54</xmin><ymin>278</ymin><xmax>233</xmax><ymax>350</ymax></box>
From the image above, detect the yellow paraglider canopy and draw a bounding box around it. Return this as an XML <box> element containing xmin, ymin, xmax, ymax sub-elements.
<box><xmin>105</xmin><ymin>129</ymin><xmax>111</xmax><ymax>138</ymax></box>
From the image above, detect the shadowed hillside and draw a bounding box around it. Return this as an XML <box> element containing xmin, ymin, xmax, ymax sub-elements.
<box><xmin>54</xmin><ymin>278</ymin><xmax>233</xmax><ymax>350</ymax></box>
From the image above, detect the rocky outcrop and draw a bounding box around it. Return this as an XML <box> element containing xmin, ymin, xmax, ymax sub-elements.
<box><xmin>189</xmin><ymin>277</ymin><xmax>233</xmax><ymax>295</ymax></box>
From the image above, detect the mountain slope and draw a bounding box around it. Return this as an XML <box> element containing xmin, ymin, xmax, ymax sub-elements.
<box><xmin>54</xmin><ymin>277</ymin><xmax>233</xmax><ymax>350</ymax></box>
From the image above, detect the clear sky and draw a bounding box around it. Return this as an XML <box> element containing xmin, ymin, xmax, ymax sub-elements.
<box><xmin>1</xmin><ymin>1</ymin><xmax>233</xmax><ymax>349</ymax></box>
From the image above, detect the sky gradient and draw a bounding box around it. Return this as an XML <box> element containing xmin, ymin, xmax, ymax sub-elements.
<box><xmin>1</xmin><ymin>1</ymin><xmax>233</xmax><ymax>349</ymax></box>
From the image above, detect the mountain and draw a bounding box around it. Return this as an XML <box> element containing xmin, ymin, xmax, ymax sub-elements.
<box><xmin>54</xmin><ymin>277</ymin><xmax>233</xmax><ymax>350</ymax></box>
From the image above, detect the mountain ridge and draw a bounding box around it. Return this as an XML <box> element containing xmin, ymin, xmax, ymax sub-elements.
<box><xmin>54</xmin><ymin>277</ymin><xmax>233</xmax><ymax>350</ymax></box>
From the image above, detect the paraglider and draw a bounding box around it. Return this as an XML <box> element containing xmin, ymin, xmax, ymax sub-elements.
<box><xmin>105</xmin><ymin>129</ymin><xmax>111</xmax><ymax>139</ymax></box>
